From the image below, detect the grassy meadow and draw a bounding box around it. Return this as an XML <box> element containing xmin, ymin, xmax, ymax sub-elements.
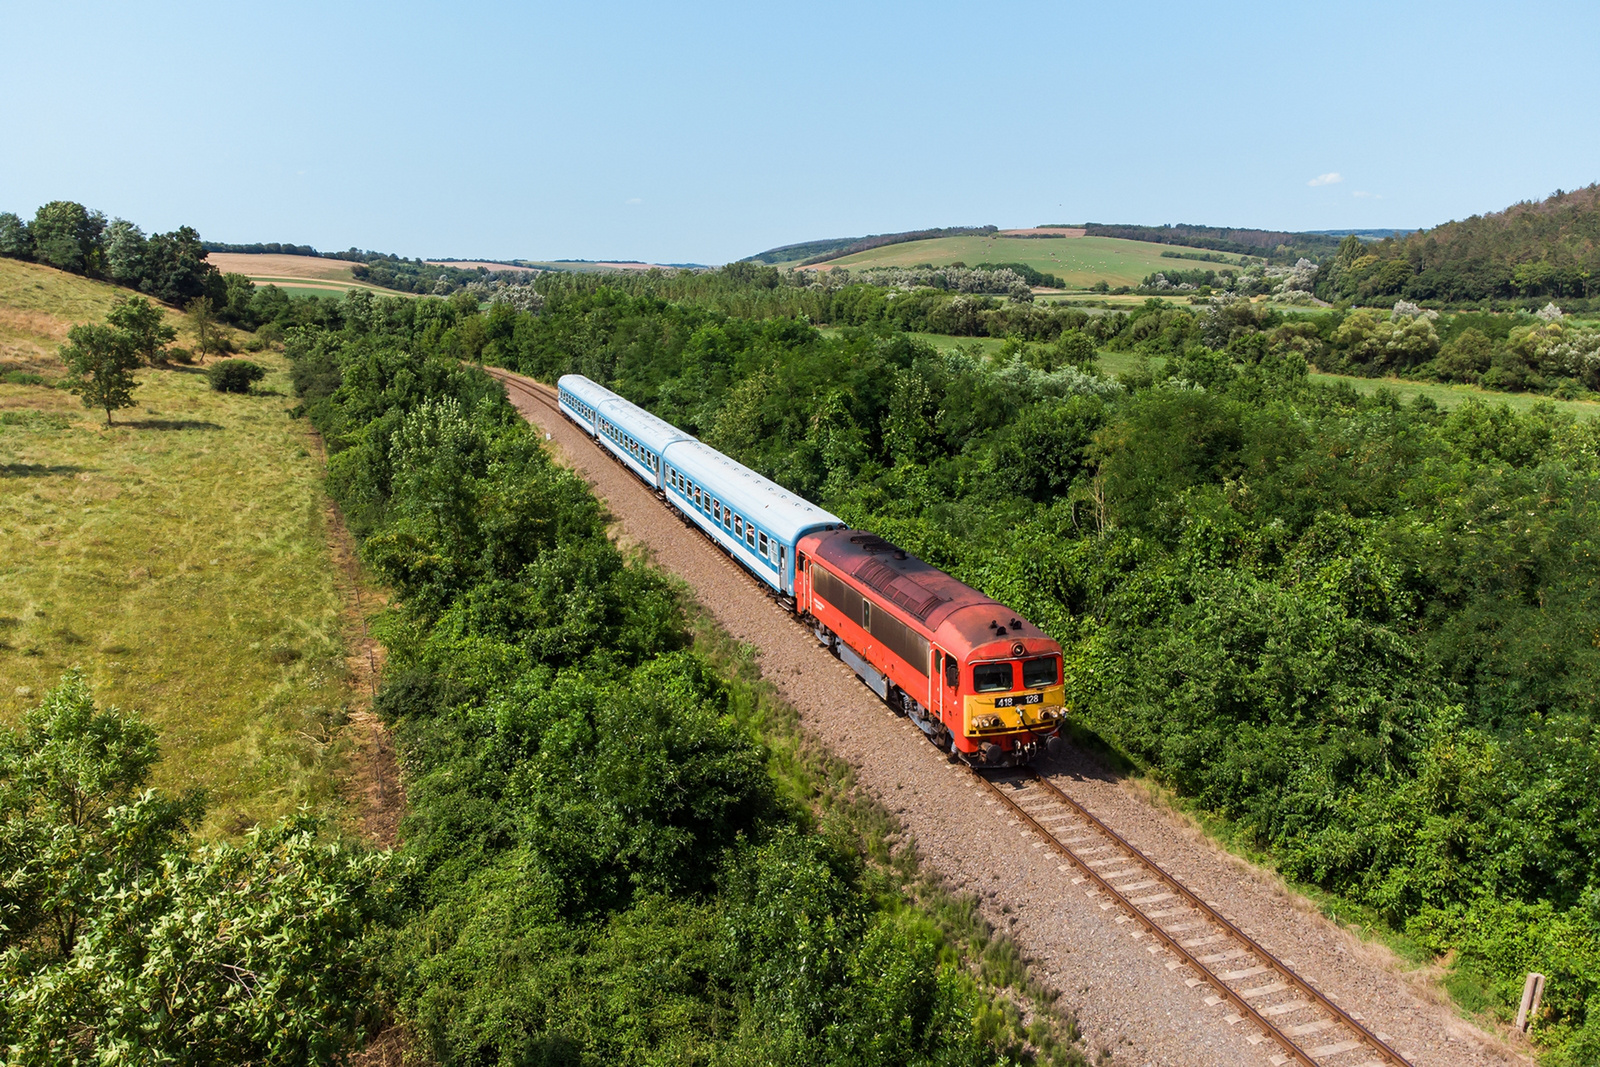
<box><xmin>0</xmin><ymin>263</ymin><xmax>360</xmax><ymax>836</ymax></box>
<box><xmin>808</xmin><ymin>234</ymin><xmax>1249</xmax><ymax>288</ymax></box>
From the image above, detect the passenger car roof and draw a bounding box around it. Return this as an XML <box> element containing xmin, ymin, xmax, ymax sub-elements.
<box><xmin>559</xmin><ymin>374</ymin><xmax>691</xmax><ymax>455</ymax></box>
<box><xmin>665</xmin><ymin>439</ymin><xmax>842</xmax><ymax>543</ymax></box>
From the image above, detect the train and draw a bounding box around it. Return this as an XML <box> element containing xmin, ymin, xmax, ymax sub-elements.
<box><xmin>557</xmin><ymin>373</ymin><xmax>1064</xmax><ymax>767</ymax></box>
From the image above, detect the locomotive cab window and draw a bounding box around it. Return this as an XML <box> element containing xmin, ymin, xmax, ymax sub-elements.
<box><xmin>973</xmin><ymin>663</ymin><xmax>1014</xmax><ymax>693</ymax></box>
<box><xmin>944</xmin><ymin>656</ymin><xmax>959</xmax><ymax>689</ymax></box>
<box><xmin>1023</xmin><ymin>656</ymin><xmax>1059</xmax><ymax>688</ymax></box>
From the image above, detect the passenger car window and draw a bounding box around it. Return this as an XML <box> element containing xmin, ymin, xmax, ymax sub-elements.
<box><xmin>1023</xmin><ymin>656</ymin><xmax>1059</xmax><ymax>688</ymax></box>
<box><xmin>973</xmin><ymin>663</ymin><xmax>1013</xmax><ymax>693</ymax></box>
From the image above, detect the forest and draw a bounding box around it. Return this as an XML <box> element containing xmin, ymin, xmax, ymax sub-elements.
<box><xmin>1314</xmin><ymin>186</ymin><xmax>1600</xmax><ymax>305</ymax></box>
<box><xmin>402</xmin><ymin>283</ymin><xmax>1598</xmax><ymax>1064</ymax></box>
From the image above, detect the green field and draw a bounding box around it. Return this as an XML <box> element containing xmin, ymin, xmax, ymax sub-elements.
<box><xmin>812</xmin><ymin>234</ymin><xmax>1249</xmax><ymax>288</ymax></box>
<box><xmin>0</xmin><ymin>263</ymin><xmax>361</xmax><ymax>836</ymax></box>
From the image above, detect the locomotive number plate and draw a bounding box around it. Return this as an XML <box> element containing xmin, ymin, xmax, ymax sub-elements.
<box><xmin>993</xmin><ymin>693</ymin><xmax>1043</xmax><ymax>708</ymax></box>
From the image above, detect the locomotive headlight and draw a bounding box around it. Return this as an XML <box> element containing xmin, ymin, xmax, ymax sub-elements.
<box><xmin>975</xmin><ymin>714</ymin><xmax>1001</xmax><ymax>729</ymax></box>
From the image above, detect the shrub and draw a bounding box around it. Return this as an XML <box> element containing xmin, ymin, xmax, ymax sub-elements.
<box><xmin>206</xmin><ymin>359</ymin><xmax>267</xmax><ymax>393</ymax></box>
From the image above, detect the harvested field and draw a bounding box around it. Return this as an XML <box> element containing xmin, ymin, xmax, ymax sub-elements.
<box><xmin>205</xmin><ymin>253</ymin><xmax>359</xmax><ymax>281</ymax></box>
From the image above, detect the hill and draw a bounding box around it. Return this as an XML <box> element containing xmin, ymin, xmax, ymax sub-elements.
<box><xmin>0</xmin><ymin>257</ymin><xmax>365</xmax><ymax>834</ymax></box>
<box><xmin>806</xmin><ymin>232</ymin><xmax>1251</xmax><ymax>288</ymax></box>
<box><xmin>744</xmin><ymin>225</ymin><xmax>999</xmax><ymax>268</ymax></box>
<box><xmin>1319</xmin><ymin>183</ymin><xmax>1600</xmax><ymax>305</ymax></box>
<box><xmin>1073</xmin><ymin>222</ymin><xmax>1342</xmax><ymax>262</ymax></box>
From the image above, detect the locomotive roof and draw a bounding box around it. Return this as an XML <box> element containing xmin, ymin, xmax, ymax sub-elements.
<box><xmin>664</xmin><ymin>440</ymin><xmax>844</xmax><ymax>543</ymax></box>
<box><xmin>558</xmin><ymin>374</ymin><xmax>692</xmax><ymax>455</ymax></box>
<box><xmin>807</xmin><ymin>529</ymin><xmax>1052</xmax><ymax>653</ymax></box>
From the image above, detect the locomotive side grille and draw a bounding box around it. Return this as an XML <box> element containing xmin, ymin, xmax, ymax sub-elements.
<box><xmin>853</xmin><ymin>559</ymin><xmax>947</xmax><ymax>622</ymax></box>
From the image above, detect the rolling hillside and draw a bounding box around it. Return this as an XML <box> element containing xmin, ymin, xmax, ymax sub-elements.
<box><xmin>806</xmin><ymin>232</ymin><xmax>1249</xmax><ymax>288</ymax></box>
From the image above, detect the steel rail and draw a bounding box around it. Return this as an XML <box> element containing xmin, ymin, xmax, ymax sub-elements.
<box><xmin>981</xmin><ymin>769</ymin><xmax>1411</xmax><ymax>1067</ymax></box>
<box><xmin>484</xmin><ymin>363</ymin><xmax>1411</xmax><ymax>1067</ymax></box>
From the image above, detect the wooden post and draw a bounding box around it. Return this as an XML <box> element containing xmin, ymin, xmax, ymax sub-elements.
<box><xmin>1516</xmin><ymin>973</ymin><xmax>1546</xmax><ymax>1033</ymax></box>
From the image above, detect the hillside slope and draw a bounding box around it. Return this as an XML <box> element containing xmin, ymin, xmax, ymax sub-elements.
<box><xmin>811</xmin><ymin>233</ymin><xmax>1249</xmax><ymax>288</ymax></box>
<box><xmin>0</xmin><ymin>259</ymin><xmax>361</xmax><ymax>834</ymax></box>
<box><xmin>1321</xmin><ymin>183</ymin><xmax>1600</xmax><ymax>304</ymax></box>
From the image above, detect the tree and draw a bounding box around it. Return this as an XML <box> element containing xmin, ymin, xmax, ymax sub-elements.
<box><xmin>105</xmin><ymin>295</ymin><xmax>176</xmax><ymax>365</ymax></box>
<box><xmin>0</xmin><ymin>211</ymin><xmax>30</xmax><ymax>259</ymax></box>
<box><xmin>30</xmin><ymin>200</ymin><xmax>105</xmax><ymax>275</ymax></box>
<box><xmin>188</xmin><ymin>295</ymin><xmax>219</xmax><ymax>362</ymax></box>
<box><xmin>0</xmin><ymin>671</ymin><xmax>181</xmax><ymax>958</ymax></box>
<box><xmin>102</xmin><ymin>218</ymin><xmax>147</xmax><ymax>285</ymax></box>
<box><xmin>141</xmin><ymin>225</ymin><xmax>220</xmax><ymax>305</ymax></box>
<box><xmin>61</xmin><ymin>323</ymin><xmax>141</xmax><ymax>426</ymax></box>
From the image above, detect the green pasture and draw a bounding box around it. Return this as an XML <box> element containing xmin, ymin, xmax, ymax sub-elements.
<box><xmin>0</xmin><ymin>262</ymin><xmax>359</xmax><ymax>835</ymax></box>
<box><xmin>814</xmin><ymin>234</ymin><xmax>1250</xmax><ymax>288</ymax></box>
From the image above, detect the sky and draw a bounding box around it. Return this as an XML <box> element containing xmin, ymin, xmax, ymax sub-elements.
<box><xmin>3</xmin><ymin>1</ymin><xmax>1599</xmax><ymax>265</ymax></box>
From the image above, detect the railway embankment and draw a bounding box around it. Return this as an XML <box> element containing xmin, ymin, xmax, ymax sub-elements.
<box><xmin>490</xmin><ymin>366</ymin><xmax>1527</xmax><ymax>1067</ymax></box>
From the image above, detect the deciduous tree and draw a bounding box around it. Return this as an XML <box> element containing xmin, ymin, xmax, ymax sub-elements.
<box><xmin>60</xmin><ymin>322</ymin><xmax>140</xmax><ymax>426</ymax></box>
<box><xmin>106</xmin><ymin>295</ymin><xmax>176</xmax><ymax>365</ymax></box>
<box><xmin>188</xmin><ymin>295</ymin><xmax>219</xmax><ymax>362</ymax></box>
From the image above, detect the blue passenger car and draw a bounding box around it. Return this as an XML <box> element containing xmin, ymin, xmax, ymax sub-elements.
<box><xmin>554</xmin><ymin>373</ymin><xmax>844</xmax><ymax>596</ymax></box>
<box><xmin>658</xmin><ymin>440</ymin><xmax>843</xmax><ymax>596</ymax></box>
<box><xmin>557</xmin><ymin>374</ymin><xmax>689</xmax><ymax>491</ymax></box>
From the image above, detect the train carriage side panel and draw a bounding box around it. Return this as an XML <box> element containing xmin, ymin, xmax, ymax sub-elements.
<box><xmin>561</xmin><ymin>377</ymin><xmax>690</xmax><ymax>491</ymax></box>
<box><xmin>661</xmin><ymin>440</ymin><xmax>843</xmax><ymax>595</ymax></box>
<box><xmin>556</xmin><ymin>374</ymin><xmax>610</xmax><ymax>436</ymax></box>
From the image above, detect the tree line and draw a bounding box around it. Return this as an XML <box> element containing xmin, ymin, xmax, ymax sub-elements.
<box><xmin>1315</xmin><ymin>186</ymin><xmax>1600</xmax><ymax>305</ymax></box>
<box><xmin>1</xmin><ymin>200</ymin><xmax>221</xmax><ymax>307</ymax></box>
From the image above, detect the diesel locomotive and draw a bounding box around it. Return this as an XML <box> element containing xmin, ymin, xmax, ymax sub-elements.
<box><xmin>557</xmin><ymin>373</ymin><xmax>1064</xmax><ymax>766</ymax></box>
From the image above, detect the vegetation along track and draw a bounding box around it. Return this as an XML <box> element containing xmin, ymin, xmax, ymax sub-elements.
<box><xmin>482</xmin><ymin>366</ymin><xmax>1475</xmax><ymax>1066</ymax></box>
<box><xmin>980</xmin><ymin>769</ymin><xmax>1411</xmax><ymax>1067</ymax></box>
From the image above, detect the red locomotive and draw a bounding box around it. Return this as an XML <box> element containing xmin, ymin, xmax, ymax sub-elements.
<box><xmin>796</xmin><ymin>529</ymin><xmax>1064</xmax><ymax>766</ymax></box>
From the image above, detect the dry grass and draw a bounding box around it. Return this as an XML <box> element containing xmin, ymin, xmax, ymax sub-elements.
<box><xmin>0</xmin><ymin>259</ymin><xmax>370</xmax><ymax>838</ymax></box>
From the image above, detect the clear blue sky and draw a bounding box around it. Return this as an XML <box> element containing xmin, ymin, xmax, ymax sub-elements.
<box><xmin>3</xmin><ymin>1</ymin><xmax>1598</xmax><ymax>264</ymax></box>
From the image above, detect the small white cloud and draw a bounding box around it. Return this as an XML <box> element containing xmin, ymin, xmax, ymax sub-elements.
<box><xmin>1307</xmin><ymin>172</ymin><xmax>1342</xmax><ymax>187</ymax></box>
<box><xmin>1351</xmin><ymin>190</ymin><xmax>1382</xmax><ymax>200</ymax></box>
<box><xmin>625</xmin><ymin>197</ymin><xmax>643</xmax><ymax>205</ymax></box>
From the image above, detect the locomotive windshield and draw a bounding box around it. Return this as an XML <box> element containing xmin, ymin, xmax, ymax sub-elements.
<box><xmin>1023</xmin><ymin>656</ymin><xmax>1059</xmax><ymax>688</ymax></box>
<box><xmin>973</xmin><ymin>663</ymin><xmax>1013</xmax><ymax>692</ymax></box>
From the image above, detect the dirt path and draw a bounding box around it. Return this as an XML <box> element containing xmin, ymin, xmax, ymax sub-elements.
<box><xmin>307</xmin><ymin>427</ymin><xmax>403</xmax><ymax>846</ymax></box>
<box><xmin>491</xmin><ymin>368</ymin><xmax>1529</xmax><ymax>1067</ymax></box>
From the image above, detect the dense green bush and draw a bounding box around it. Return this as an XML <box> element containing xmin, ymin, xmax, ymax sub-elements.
<box><xmin>0</xmin><ymin>673</ymin><xmax>400</xmax><ymax>1063</ymax></box>
<box><xmin>205</xmin><ymin>358</ymin><xmax>268</xmax><ymax>392</ymax></box>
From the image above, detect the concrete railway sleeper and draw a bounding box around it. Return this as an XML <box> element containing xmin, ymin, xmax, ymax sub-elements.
<box><xmin>483</xmin><ymin>366</ymin><xmax>1418</xmax><ymax>1067</ymax></box>
<box><xmin>976</xmin><ymin>769</ymin><xmax>1413</xmax><ymax>1067</ymax></box>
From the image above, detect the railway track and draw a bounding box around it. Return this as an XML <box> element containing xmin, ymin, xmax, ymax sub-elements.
<box><xmin>484</xmin><ymin>365</ymin><xmax>1415</xmax><ymax>1067</ymax></box>
<box><xmin>977</xmin><ymin>770</ymin><xmax>1411</xmax><ymax>1067</ymax></box>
